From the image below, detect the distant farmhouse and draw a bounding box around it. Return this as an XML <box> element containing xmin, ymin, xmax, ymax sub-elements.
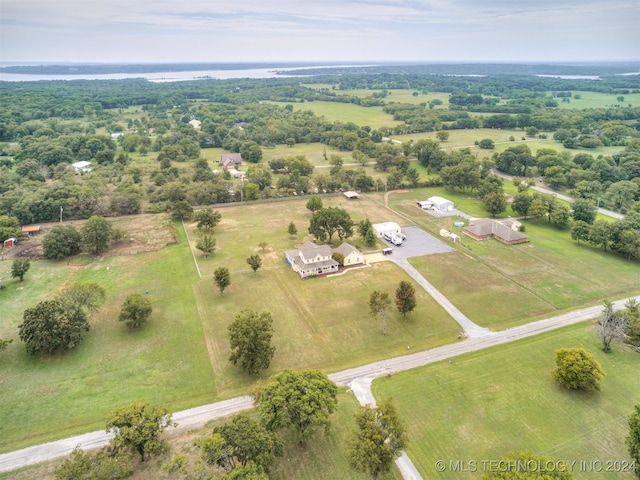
<box><xmin>220</xmin><ymin>153</ymin><xmax>243</xmax><ymax>170</ymax></box>
<box><xmin>285</xmin><ymin>241</ymin><xmax>364</xmax><ymax>279</ymax></box>
<box><xmin>188</xmin><ymin>119</ymin><xmax>201</xmax><ymax>129</ymax></box>
<box><xmin>463</xmin><ymin>218</ymin><xmax>528</xmax><ymax>245</ymax></box>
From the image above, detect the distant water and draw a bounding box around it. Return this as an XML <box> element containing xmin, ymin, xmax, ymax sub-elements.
<box><xmin>0</xmin><ymin>64</ymin><xmax>362</xmax><ymax>82</ymax></box>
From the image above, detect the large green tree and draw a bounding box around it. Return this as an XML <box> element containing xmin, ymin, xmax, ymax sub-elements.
<box><xmin>58</xmin><ymin>282</ymin><xmax>106</xmax><ymax>313</ymax></box>
<box><xmin>308</xmin><ymin>207</ymin><xmax>353</xmax><ymax>244</ymax></box>
<box><xmin>106</xmin><ymin>402</ymin><xmax>175</xmax><ymax>462</ymax></box>
<box><xmin>627</xmin><ymin>404</ymin><xmax>640</xmax><ymax>479</ymax></box>
<box><xmin>42</xmin><ymin>225</ymin><xmax>82</xmax><ymax>259</ymax></box>
<box><xmin>228</xmin><ymin>309</ymin><xmax>275</xmax><ymax>374</ymax></box>
<box><xmin>18</xmin><ymin>300</ymin><xmax>89</xmax><ymax>355</ymax></box>
<box><xmin>347</xmin><ymin>399</ymin><xmax>407</xmax><ymax>480</ymax></box>
<box><xmin>482</xmin><ymin>192</ymin><xmax>506</xmax><ymax>217</ymax></box>
<box><xmin>194</xmin><ymin>208</ymin><xmax>221</xmax><ymax>232</ymax></box>
<box><xmin>214</xmin><ymin>267</ymin><xmax>231</xmax><ymax>295</ymax></box>
<box><xmin>572</xmin><ymin>198</ymin><xmax>597</xmax><ymax>224</ymax></box>
<box><xmin>395</xmin><ymin>281</ymin><xmax>417</xmax><ymax>319</ymax></box>
<box><xmin>255</xmin><ymin>369</ymin><xmax>338</xmax><ymax>443</ymax></box>
<box><xmin>551</xmin><ymin>348</ymin><xmax>605</xmax><ymax>391</ymax></box>
<box><xmin>0</xmin><ymin>215</ymin><xmax>21</xmax><ymax>241</ymax></box>
<box><xmin>369</xmin><ymin>290</ymin><xmax>392</xmax><ymax>335</ymax></box>
<box><xmin>118</xmin><ymin>293</ymin><xmax>152</xmax><ymax>328</ymax></box>
<box><xmin>212</xmin><ymin>414</ymin><xmax>283</xmax><ymax>470</ymax></box>
<box><xmin>81</xmin><ymin>216</ymin><xmax>113</xmax><ymax>255</ymax></box>
<box><xmin>11</xmin><ymin>258</ymin><xmax>30</xmax><ymax>282</ymax></box>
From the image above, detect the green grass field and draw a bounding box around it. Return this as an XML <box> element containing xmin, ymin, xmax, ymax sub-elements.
<box><xmin>0</xmin><ymin>196</ymin><xmax>465</xmax><ymax>453</ymax></box>
<box><xmin>372</xmin><ymin>322</ymin><xmax>640</xmax><ymax>479</ymax></box>
<box><xmin>0</xmin><ymin>227</ymin><xmax>217</xmax><ymax>452</ymax></box>
<box><xmin>267</xmin><ymin>101</ymin><xmax>402</xmax><ymax>130</ymax></box>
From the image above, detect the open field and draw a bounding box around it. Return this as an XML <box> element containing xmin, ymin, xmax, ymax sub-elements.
<box><xmin>372</xmin><ymin>322</ymin><xmax>640</xmax><ymax>479</ymax></box>
<box><xmin>555</xmin><ymin>91</ymin><xmax>640</xmax><ymax>110</ymax></box>
<box><xmin>383</xmin><ymin>188</ymin><xmax>640</xmax><ymax>329</ymax></box>
<box><xmin>267</xmin><ymin>100</ymin><xmax>402</xmax><ymax>130</ymax></box>
<box><xmin>0</xmin><ymin>197</ymin><xmax>463</xmax><ymax>453</ymax></box>
<box><xmin>0</xmin><ymin>224</ymin><xmax>216</xmax><ymax>453</ymax></box>
<box><xmin>391</xmin><ymin>129</ymin><xmax>626</xmax><ymax>159</ymax></box>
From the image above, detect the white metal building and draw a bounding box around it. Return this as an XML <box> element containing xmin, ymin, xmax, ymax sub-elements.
<box><xmin>372</xmin><ymin>222</ymin><xmax>402</xmax><ymax>238</ymax></box>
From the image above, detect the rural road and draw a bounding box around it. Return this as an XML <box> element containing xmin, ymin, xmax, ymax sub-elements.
<box><xmin>490</xmin><ymin>169</ymin><xmax>625</xmax><ymax>220</ymax></box>
<box><xmin>1</xmin><ymin>297</ymin><xmax>636</xmax><ymax>474</ymax></box>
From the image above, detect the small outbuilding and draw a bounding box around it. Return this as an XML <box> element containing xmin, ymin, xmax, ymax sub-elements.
<box><xmin>71</xmin><ymin>161</ymin><xmax>92</xmax><ymax>173</ymax></box>
<box><xmin>372</xmin><ymin>222</ymin><xmax>402</xmax><ymax>239</ymax></box>
<box><xmin>3</xmin><ymin>237</ymin><xmax>17</xmax><ymax>247</ymax></box>
<box><xmin>343</xmin><ymin>191</ymin><xmax>360</xmax><ymax>199</ymax></box>
<box><xmin>463</xmin><ymin>219</ymin><xmax>528</xmax><ymax>245</ymax></box>
<box><xmin>21</xmin><ymin>225</ymin><xmax>41</xmax><ymax>235</ymax></box>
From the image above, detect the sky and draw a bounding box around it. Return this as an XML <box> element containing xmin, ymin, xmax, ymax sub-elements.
<box><xmin>1</xmin><ymin>0</ymin><xmax>638</xmax><ymax>64</ymax></box>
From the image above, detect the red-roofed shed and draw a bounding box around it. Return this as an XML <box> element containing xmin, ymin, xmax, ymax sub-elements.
<box><xmin>21</xmin><ymin>225</ymin><xmax>41</xmax><ymax>235</ymax></box>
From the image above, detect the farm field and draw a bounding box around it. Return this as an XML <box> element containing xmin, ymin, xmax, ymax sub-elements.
<box><xmin>267</xmin><ymin>100</ymin><xmax>402</xmax><ymax>130</ymax></box>
<box><xmin>0</xmin><ymin>225</ymin><xmax>216</xmax><ymax>453</ymax></box>
<box><xmin>391</xmin><ymin>128</ymin><xmax>626</xmax><ymax>159</ymax></box>
<box><xmin>372</xmin><ymin>322</ymin><xmax>640</xmax><ymax>479</ymax></box>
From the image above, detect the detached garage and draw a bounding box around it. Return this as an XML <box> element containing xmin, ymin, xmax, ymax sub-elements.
<box><xmin>373</xmin><ymin>222</ymin><xmax>401</xmax><ymax>238</ymax></box>
<box><xmin>428</xmin><ymin>196</ymin><xmax>454</xmax><ymax>212</ymax></box>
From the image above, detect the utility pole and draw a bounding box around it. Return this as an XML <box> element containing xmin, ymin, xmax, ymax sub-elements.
<box><xmin>60</xmin><ymin>206</ymin><xmax>63</xmax><ymax>223</ymax></box>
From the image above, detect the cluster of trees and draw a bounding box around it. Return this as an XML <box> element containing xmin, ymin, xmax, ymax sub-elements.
<box><xmin>16</xmin><ymin>282</ymin><xmax>153</xmax><ymax>355</ymax></box>
<box><xmin>495</xmin><ymin>142</ymin><xmax>640</xmax><ymax>212</ymax></box>
<box><xmin>571</xmin><ymin>212</ymin><xmax>640</xmax><ymax>260</ymax></box>
<box><xmin>369</xmin><ymin>281</ymin><xmax>417</xmax><ymax>335</ymax></box>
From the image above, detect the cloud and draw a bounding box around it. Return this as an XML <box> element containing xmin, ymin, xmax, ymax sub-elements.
<box><xmin>1</xmin><ymin>0</ymin><xmax>638</xmax><ymax>63</ymax></box>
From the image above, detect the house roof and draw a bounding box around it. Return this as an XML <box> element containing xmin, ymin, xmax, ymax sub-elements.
<box><xmin>334</xmin><ymin>242</ymin><xmax>359</xmax><ymax>257</ymax></box>
<box><xmin>343</xmin><ymin>191</ymin><xmax>360</xmax><ymax>199</ymax></box>
<box><xmin>464</xmin><ymin>219</ymin><xmax>528</xmax><ymax>243</ymax></box>
<box><xmin>428</xmin><ymin>196</ymin><xmax>453</xmax><ymax>206</ymax></box>
<box><xmin>373</xmin><ymin>222</ymin><xmax>401</xmax><ymax>232</ymax></box>
<box><xmin>298</xmin><ymin>241</ymin><xmax>332</xmax><ymax>259</ymax></box>
<box><xmin>21</xmin><ymin>225</ymin><xmax>40</xmax><ymax>233</ymax></box>
<box><xmin>220</xmin><ymin>153</ymin><xmax>242</xmax><ymax>165</ymax></box>
<box><xmin>71</xmin><ymin>161</ymin><xmax>92</xmax><ymax>169</ymax></box>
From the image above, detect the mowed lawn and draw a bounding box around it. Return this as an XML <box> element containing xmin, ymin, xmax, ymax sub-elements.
<box><xmin>372</xmin><ymin>323</ymin><xmax>640</xmax><ymax>479</ymax></box>
<box><xmin>385</xmin><ymin>189</ymin><xmax>640</xmax><ymax>330</ymax></box>
<box><xmin>0</xmin><ymin>227</ymin><xmax>216</xmax><ymax>453</ymax></box>
<box><xmin>187</xmin><ymin>196</ymin><xmax>463</xmax><ymax>393</ymax></box>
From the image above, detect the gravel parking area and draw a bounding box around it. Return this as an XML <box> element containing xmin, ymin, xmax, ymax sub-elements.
<box><xmin>381</xmin><ymin>226</ymin><xmax>454</xmax><ymax>260</ymax></box>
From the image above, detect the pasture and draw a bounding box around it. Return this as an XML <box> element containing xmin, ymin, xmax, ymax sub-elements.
<box><xmin>267</xmin><ymin>100</ymin><xmax>402</xmax><ymax>130</ymax></box>
<box><xmin>372</xmin><ymin>322</ymin><xmax>640</xmax><ymax>479</ymax></box>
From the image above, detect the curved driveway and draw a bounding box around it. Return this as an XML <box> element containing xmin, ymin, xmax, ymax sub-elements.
<box><xmin>380</xmin><ymin>225</ymin><xmax>492</xmax><ymax>338</ymax></box>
